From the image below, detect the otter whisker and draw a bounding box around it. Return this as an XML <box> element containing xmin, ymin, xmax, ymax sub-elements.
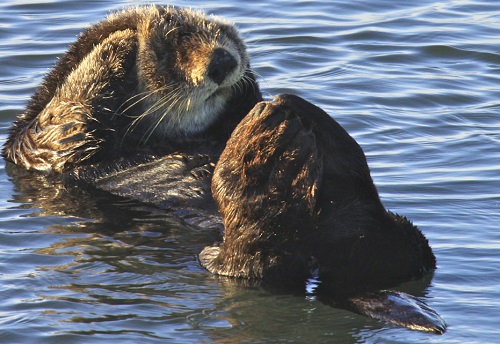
<box><xmin>233</xmin><ymin>74</ymin><xmax>255</xmax><ymax>95</ymax></box>
<box><xmin>244</xmin><ymin>69</ymin><xmax>269</xmax><ymax>90</ymax></box>
<box><xmin>245</xmin><ymin>68</ymin><xmax>262</xmax><ymax>80</ymax></box>
<box><xmin>119</xmin><ymin>86</ymin><xmax>176</xmax><ymax>143</ymax></box>
<box><xmin>119</xmin><ymin>87</ymin><xmax>168</xmax><ymax>116</ymax></box>
<box><xmin>125</xmin><ymin>82</ymin><xmax>179</xmax><ymax>113</ymax></box>
<box><xmin>139</xmin><ymin>89</ymin><xmax>186</xmax><ymax>144</ymax></box>
<box><xmin>126</xmin><ymin>86</ymin><xmax>178</xmax><ymax>131</ymax></box>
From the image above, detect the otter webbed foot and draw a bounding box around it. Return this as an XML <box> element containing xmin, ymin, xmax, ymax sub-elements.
<box><xmin>67</xmin><ymin>153</ymin><xmax>216</xmax><ymax>211</ymax></box>
<box><xmin>200</xmin><ymin>97</ymin><xmax>323</xmax><ymax>284</ymax></box>
<box><xmin>343</xmin><ymin>290</ymin><xmax>447</xmax><ymax>334</ymax></box>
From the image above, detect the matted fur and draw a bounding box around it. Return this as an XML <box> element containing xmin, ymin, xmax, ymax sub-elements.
<box><xmin>3</xmin><ymin>5</ymin><xmax>261</xmax><ymax>173</ymax></box>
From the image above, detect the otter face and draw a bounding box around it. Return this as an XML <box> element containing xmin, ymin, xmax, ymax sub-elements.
<box><xmin>134</xmin><ymin>7</ymin><xmax>251</xmax><ymax>140</ymax></box>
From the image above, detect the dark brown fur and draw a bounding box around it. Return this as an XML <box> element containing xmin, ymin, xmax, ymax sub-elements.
<box><xmin>200</xmin><ymin>94</ymin><xmax>436</xmax><ymax>292</ymax></box>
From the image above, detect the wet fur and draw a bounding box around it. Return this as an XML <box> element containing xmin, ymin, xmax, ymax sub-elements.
<box><xmin>3</xmin><ymin>5</ymin><xmax>261</xmax><ymax>173</ymax></box>
<box><xmin>200</xmin><ymin>95</ymin><xmax>436</xmax><ymax>293</ymax></box>
<box><xmin>3</xmin><ymin>7</ymin><xmax>443</xmax><ymax>332</ymax></box>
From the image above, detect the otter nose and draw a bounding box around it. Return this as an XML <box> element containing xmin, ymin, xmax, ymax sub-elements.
<box><xmin>207</xmin><ymin>48</ymin><xmax>238</xmax><ymax>85</ymax></box>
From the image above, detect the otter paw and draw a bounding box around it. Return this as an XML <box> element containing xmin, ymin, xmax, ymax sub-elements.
<box><xmin>198</xmin><ymin>245</ymin><xmax>221</xmax><ymax>275</ymax></box>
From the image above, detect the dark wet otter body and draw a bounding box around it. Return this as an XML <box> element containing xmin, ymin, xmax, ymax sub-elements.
<box><xmin>200</xmin><ymin>95</ymin><xmax>436</xmax><ymax>291</ymax></box>
<box><xmin>3</xmin><ymin>5</ymin><xmax>261</xmax><ymax>173</ymax></box>
<box><xmin>73</xmin><ymin>94</ymin><xmax>444</xmax><ymax>332</ymax></box>
<box><xmin>199</xmin><ymin>94</ymin><xmax>444</xmax><ymax>332</ymax></box>
<box><xmin>3</xmin><ymin>6</ymin><xmax>444</xmax><ymax>333</ymax></box>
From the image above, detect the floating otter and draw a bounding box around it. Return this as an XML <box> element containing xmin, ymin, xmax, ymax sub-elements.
<box><xmin>3</xmin><ymin>6</ymin><xmax>445</xmax><ymax>333</ymax></box>
<box><xmin>3</xmin><ymin>5</ymin><xmax>261</xmax><ymax>173</ymax></box>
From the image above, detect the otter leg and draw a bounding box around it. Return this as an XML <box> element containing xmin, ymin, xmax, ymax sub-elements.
<box><xmin>200</xmin><ymin>100</ymin><xmax>322</xmax><ymax>286</ymax></box>
<box><xmin>4</xmin><ymin>29</ymin><xmax>137</xmax><ymax>173</ymax></box>
<box><xmin>344</xmin><ymin>290</ymin><xmax>446</xmax><ymax>334</ymax></box>
<box><xmin>68</xmin><ymin>152</ymin><xmax>216</xmax><ymax>211</ymax></box>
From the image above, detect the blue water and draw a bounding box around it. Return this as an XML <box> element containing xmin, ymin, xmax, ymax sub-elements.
<box><xmin>1</xmin><ymin>1</ymin><xmax>499</xmax><ymax>343</ymax></box>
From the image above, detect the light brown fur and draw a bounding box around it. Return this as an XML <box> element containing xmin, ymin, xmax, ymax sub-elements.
<box><xmin>3</xmin><ymin>5</ymin><xmax>261</xmax><ymax>173</ymax></box>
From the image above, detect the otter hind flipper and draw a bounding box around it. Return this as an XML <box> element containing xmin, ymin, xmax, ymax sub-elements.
<box><xmin>68</xmin><ymin>153</ymin><xmax>216</xmax><ymax>211</ymax></box>
<box><xmin>340</xmin><ymin>290</ymin><xmax>446</xmax><ymax>334</ymax></box>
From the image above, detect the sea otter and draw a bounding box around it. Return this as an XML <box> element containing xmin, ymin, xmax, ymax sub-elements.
<box><xmin>3</xmin><ymin>6</ymin><xmax>445</xmax><ymax>333</ymax></box>
<box><xmin>2</xmin><ymin>5</ymin><xmax>261</xmax><ymax>173</ymax></box>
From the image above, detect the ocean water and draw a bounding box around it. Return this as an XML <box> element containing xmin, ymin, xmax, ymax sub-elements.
<box><xmin>0</xmin><ymin>0</ymin><xmax>499</xmax><ymax>343</ymax></box>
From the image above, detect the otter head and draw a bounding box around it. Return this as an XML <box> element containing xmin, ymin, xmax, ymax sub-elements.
<box><xmin>134</xmin><ymin>6</ymin><xmax>251</xmax><ymax>140</ymax></box>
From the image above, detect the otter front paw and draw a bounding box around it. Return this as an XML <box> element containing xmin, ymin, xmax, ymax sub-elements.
<box><xmin>4</xmin><ymin>102</ymin><xmax>100</xmax><ymax>173</ymax></box>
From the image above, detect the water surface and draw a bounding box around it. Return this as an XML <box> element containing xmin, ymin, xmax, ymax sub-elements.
<box><xmin>1</xmin><ymin>1</ymin><xmax>499</xmax><ymax>343</ymax></box>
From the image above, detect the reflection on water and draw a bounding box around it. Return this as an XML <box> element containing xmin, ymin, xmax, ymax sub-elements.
<box><xmin>1</xmin><ymin>0</ymin><xmax>500</xmax><ymax>343</ymax></box>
